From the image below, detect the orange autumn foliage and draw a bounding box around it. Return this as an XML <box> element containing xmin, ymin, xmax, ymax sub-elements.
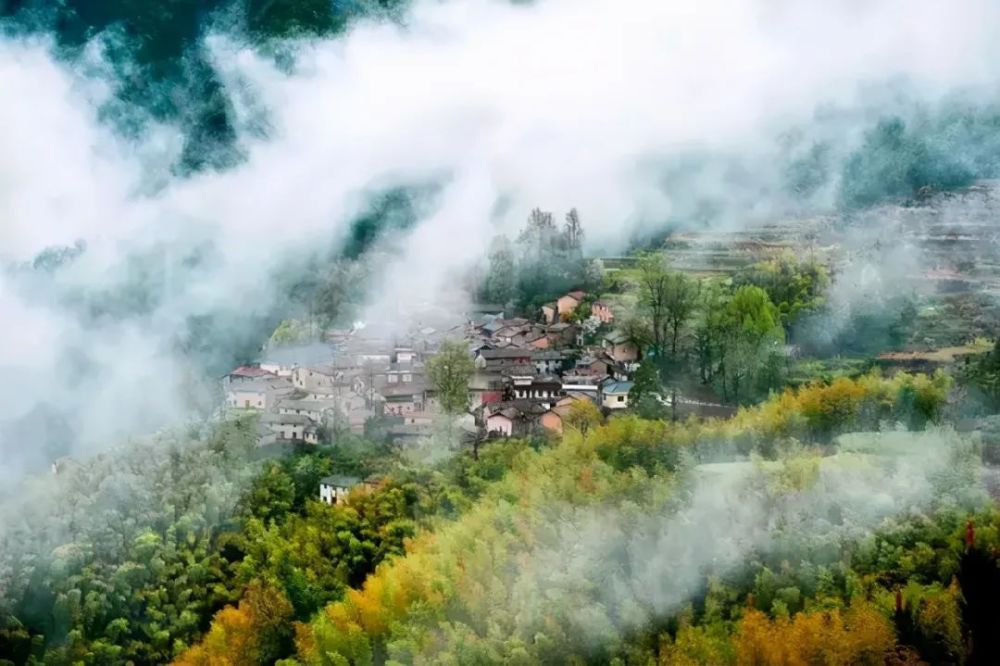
<box><xmin>173</xmin><ymin>581</ymin><xmax>292</xmax><ymax>666</ymax></box>
<box><xmin>734</xmin><ymin>600</ymin><xmax>896</xmax><ymax>666</ymax></box>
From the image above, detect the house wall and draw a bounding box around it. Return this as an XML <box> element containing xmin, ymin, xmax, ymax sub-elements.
<box><xmin>386</xmin><ymin>371</ymin><xmax>415</xmax><ymax>384</ymax></box>
<box><xmin>607</xmin><ymin>342</ymin><xmax>639</xmax><ymax>363</ymax></box>
<box><xmin>511</xmin><ymin>385</ymin><xmax>560</xmax><ymax>400</ymax></box>
<box><xmin>384</xmin><ymin>400</ymin><xmax>420</xmax><ymax>416</ymax></box>
<box><xmin>540</xmin><ymin>411</ymin><xmax>563</xmax><ymax>434</ymax></box>
<box><xmin>228</xmin><ymin>389</ymin><xmax>266</xmax><ymax>409</ymax></box>
<box><xmin>577</xmin><ymin>362</ymin><xmax>608</xmax><ymax>376</ymax></box>
<box><xmin>293</xmin><ymin>367</ymin><xmax>337</xmax><ymax>390</ymax></box>
<box><xmin>274</xmin><ymin>423</ymin><xmax>305</xmax><ymax>440</ymax></box>
<box><xmin>557</xmin><ymin>295</ymin><xmax>580</xmax><ymax>315</ymax></box>
<box><xmin>474</xmin><ymin>390</ymin><xmax>503</xmax><ymax>406</ymax></box>
<box><xmin>591</xmin><ymin>303</ymin><xmax>614</xmax><ymax>323</ymax></box>
<box><xmin>541</xmin><ymin>305</ymin><xmax>557</xmax><ymax>324</ymax></box>
<box><xmin>534</xmin><ymin>360</ymin><xmax>555</xmax><ymax>374</ymax></box>
<box><xmin>529</xmin><ymin>336</ymin><xmax>550</xmax><ymax>350</ymax></box>
<box><xmin>485</xmin><ymin>356</ymin><xmax>531</xmax><ymax>368</ymax></box>
<box><xmin>602</xmin><ymin>393</ymin><xmax>629</xmax><ymax>410</ymax></box>
<box><xmin>487</xmin><ymin>414</ymin><xmax>513</xmax><ymax>436</ymax></box>
<box><xmin>260</xmin><ymin>362</ymin><xmax>294</xmax><ymax>377</ymax></box>
<box><xmin>319</xmin><ymin>484</ymin><xmax>353</xmax><ymax>505</ymax></box>
<box><xmin>279</xmin><ymin>406</ymin><xmax>323</xmax><ymax>421</ymax></box>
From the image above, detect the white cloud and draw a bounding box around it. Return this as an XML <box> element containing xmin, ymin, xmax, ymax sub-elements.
<box><xmin>2</xmin><ymin>0</ymin><xmax>1000</xmax><ymax>478</ymax></box>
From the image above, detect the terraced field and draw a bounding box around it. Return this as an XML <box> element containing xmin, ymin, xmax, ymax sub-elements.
<box><xmin>607</xmin><ymin>183</ymin><xmax>1000</xmax><ymax>353</ymax></box>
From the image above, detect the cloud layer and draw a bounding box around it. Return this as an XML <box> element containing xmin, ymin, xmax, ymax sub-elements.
<box><xmin>3</xmin><ymin>0</ymin><xmax>1000</xmax><ymax>479</ymax></box>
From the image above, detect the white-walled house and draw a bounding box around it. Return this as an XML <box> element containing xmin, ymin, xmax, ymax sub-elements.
<box><xmin>228</xmin><ymin>383</ymin><xmax>267</xmax><ymax>410</ymax></box>
<box><xmin>319</xmin><ymin>475</ymin><xmax>362</xmax><ymax>505</ymax></box>
<box><xmin>261</xmin><ymin>413</ymin><xmax>320</xmax><ymax>444</ymax></box>
<box><xmin>276</xmin><ymin>397</ymin><xmax>336</xmax><ymax>422</ymax></box>
<box><xmin>226</xmin><ymin>378</ymin><xmax>294</xmax><ymax>411</ymax></box>
<box><xmin>600</xmin><ymin>380</ymin><xmax>634</xmax><ymax>410</ymax></box>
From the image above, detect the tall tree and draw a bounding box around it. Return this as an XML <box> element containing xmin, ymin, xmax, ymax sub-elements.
<box><xmin>563</xmin><ymin>208</ymin><xmax>584</xmax><ymax>252</ymax></box>
<box><xmin>518</xmin><ymin>208</ymin><xmax>558</xmax><ymax>260</ymax></box>
<box><xmin>637</xmin><ymin>252</ymin><xmax>694</xmax><ymax>358</ymax></box>
<box><xmin>619</xmin><ymin>314</ymin><xmax>653</xmax><ymax>358</ymax></box>
<box><xmin>693</xmin><ymin>281</ymin><xmax>730</xmax><ymax>385</ymax></box>
<box><xmin>482</xmin><ymin>235</ymin><xmax>516</xmax><ymax>306</ymax></box>
<box><xmin>962</xmin><ymin>338</ymin><xmax>1000</xmax><ymax>411</ymax></box>
<box><xmin>427</xmin><ymin>340</ymin><xmax>475</xmax><ymax>415</ymax></box>
<box><xmin>629</xmin><ymin>360</ymin><xmax>662</xmax><ymax>408</ymax></box>
<box><xmin>719</xmin><ymin>285</ymin><xmax>785</xmax><ymax>403</ymax></box>
<box><xmin>663</xmin><ymin>271</ymin><xmax>700</xmax><ymax>358</ymax></box>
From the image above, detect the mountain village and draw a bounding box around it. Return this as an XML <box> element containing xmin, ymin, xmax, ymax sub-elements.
<box><xmin>222</xmin><ymin>289</ymin><xmax>646</xmax><ymax>496</ymax></box>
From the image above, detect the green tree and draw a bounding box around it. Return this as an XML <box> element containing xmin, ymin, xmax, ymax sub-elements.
<box><xmin>718</xmin><ymin>285</ymin><xmax>785</xmax><ymax>403</ymax></box>
<box><xmin>427</xmin><ymin>340</ymin><xmax>475</xmax><ymax>415</ymax></box>
<box><xmin>482</xmin><ymin>235</ymin><xmax>516</xmax><ymax>306</ymax></box>
<box><xmin>693</xmin><ymin>280</ymin><xmax>730</xmax><ymax>385</ymax></box>
<box><xmin>241</xmin><ymin>462</ymin><xmax>295</xmax><ymax>524</ymax></box>
<box><xmin>840</xmin><ymin>117</ymin><xmax>973</xmax><ymax>208</ymax></box>
<box><xmin>663</xmin><ymin>270</ymin><xmax>699</xmax><ymax>357</ymax></box>
<box><xmin>636</xmin><ymin>253</ymin><xmax>698</xmax><ymax>359</ymax></box>
<box><xmin>619</xmin><ymin>313</ymin><xmax>652</xmax><ymax>358</ymax></box>
<box><xmin>636</xmin><ymin>252</ymin><xmax>672</xmax><ymax>356</ymax></box>
<box><xmin>735</xmin><ymin>253</ymin><xmax>828</xmax><ymax>331</ymax></box>
<box><xmin>629</xmin><ymin>361</ymin><xmax>662</xmax><ymax>407</ymax></box>
<box><xmin>563</xmin><ymin>208</ymin><xmax>584</xmax><ymax>252</ymax></box>
<box><xmin>563</xmin><ymin>399</ymin><xmax>603</xmax><ymax>436</ymax></box>
<box><xmin>963</xmin><ymin>338</ymin><xmax>1000</xmax><ymax>411</ymax></box>
<box><xmin>270</xmin><ymin>319</ymin><xmax>315</xmax><ymax>345</ymax></box>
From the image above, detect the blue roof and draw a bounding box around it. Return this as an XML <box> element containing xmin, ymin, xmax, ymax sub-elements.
<box><xmin>602</xmin><ymin>381</ymin><xmax>634</xmax><ymax>395</ymax></box>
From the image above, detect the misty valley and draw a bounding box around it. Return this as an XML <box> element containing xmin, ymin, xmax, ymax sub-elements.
<box><xmin>4</xmin><ymin>1</ymin><xmax>1000</xmax><ymax>665</ymax></box>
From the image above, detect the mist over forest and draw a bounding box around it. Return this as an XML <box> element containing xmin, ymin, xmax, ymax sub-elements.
<box><xmin>2</xmin><ymin>1</ymin><xmax>1000</xmax><ymax>664</ymax></box>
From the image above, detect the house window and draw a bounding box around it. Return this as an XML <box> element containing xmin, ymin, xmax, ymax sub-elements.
<box><xmin>403</xmin><ymin>374</ymin><xmax>412</xmax><ymax>382</ymax></box>
<box><xmin>617</xmin><ymin>396</ymin><xmax>625</xmax><ymax>403</ymax></box>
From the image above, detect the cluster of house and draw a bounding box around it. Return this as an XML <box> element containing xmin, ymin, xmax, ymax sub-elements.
<box><xmin>468</xmin><ymin>292</ymin><xmax>639</xmax><ymax>437</ymax></box>
<box><xmin>223</xmin><ymin>322</ymin><xmax>462</xmax><ymax>447</ymax></box>
<box><xmin>222</xmin><ymin>289</ymin><xmax>639</xmax><ymax>449</ymax></box>
<box><xmin>220</xmin><ymin>290</ymin><xmax>643</xmax><ymax>502</ymax></box>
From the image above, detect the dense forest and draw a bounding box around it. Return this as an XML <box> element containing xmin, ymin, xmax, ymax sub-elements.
<box><xmin>4</xmin><ymin>1</ymin><xmax>1000</xmax><ymax>665</ymax></box>
<box><xmin>5</xmin><ymin>366</ymin><xmax>995</xmax><ymax>663</ymax></box>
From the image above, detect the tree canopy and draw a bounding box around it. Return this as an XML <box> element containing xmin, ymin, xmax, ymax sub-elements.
<box><xmin>426</xmin><ymin>340</ymin><xmax>475</xmax><ymax>415</ymax></box>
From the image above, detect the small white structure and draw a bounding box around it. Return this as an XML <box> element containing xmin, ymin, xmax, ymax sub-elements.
<box><xmin>226</xmin><ymin>379</ymin><xmax>294</xmax><ymax>411</ymax></box>
<box><xmin>319</xmin><ymin>475</ymin><xmax>362</xmax><ymax>505</ymax></box>
<box><xmin>600</xmin><ymin>380</ymin><xmax>634</xmax><ymax>410</ymax></box>
<box><xmin>261</xmin><ymin>413</ymin><xmax>320</xmax><ymax>444</ymax></box>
